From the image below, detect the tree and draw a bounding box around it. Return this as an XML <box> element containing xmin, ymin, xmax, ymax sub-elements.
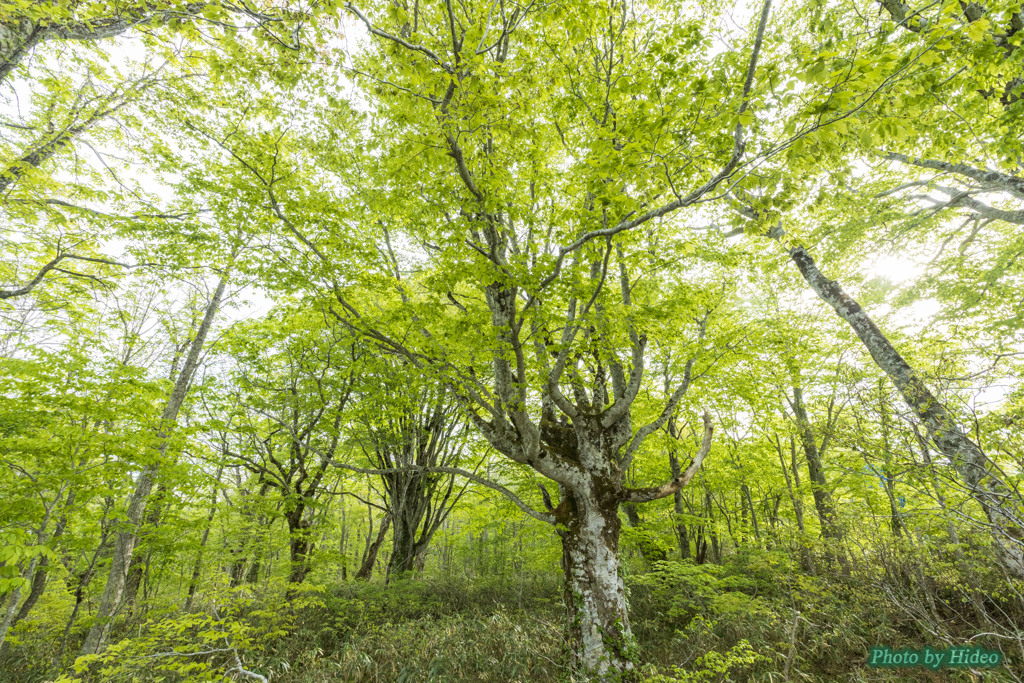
<box><xmin>80</xmin><ymin>268</ymin><xmax>230</xmax><ymax>655</ymax></box>
<box><xmin>222</xmin><ymin>309</ymin><xmax>358</xmax><ymax>586</ymax></box>
<box><xmin>239</xmin><ymin>1</ymin><xmax>781</xmax><ymax>674</ymax></box>
<box><xmin>352</xmin><ymin>359</ymin><xmax>471</xmax><ymax>578</ymax></box>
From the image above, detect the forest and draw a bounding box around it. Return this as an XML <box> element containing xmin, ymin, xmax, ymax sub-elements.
<box><xmin>1</xmin><ymin>0</ymin><xmax>1023</xmax><ymax>680</ymax></box>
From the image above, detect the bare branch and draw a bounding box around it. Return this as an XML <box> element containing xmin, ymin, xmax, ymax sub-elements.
<box><xmin>330</xmin><ymin>461</ymin><xmax>554</xmax><ymax>524</ymax></box>
<box><xmin>621</xmin><ymin>412</ymin><xmax>713</xmax><ymax>503</ymax></box>
<box><xmin>883</xmin><ymin>151</ymin><xmax>1024</xmax><ymax>200</ymax></box>
<box><xmin>344</xmin><ymin>2</ymin><xmax>454</xmax><ymax>72</ymax></box>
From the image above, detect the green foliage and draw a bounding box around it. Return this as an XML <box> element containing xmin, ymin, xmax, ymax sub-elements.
<box><xmin>55</xmin><ymin>580</ymin><xmax>323</xmax><ymax>683</ymax></box>
<box><xmin>642</xmin><ymin>640</ymin><xmax>767</xmax><ymax>683</ymax></box>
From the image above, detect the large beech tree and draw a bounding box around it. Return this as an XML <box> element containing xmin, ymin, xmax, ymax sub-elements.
<box><xmin>229</xmin><ymin>0</ymin><xmax>784</xmax><ymax>676</ymax></box>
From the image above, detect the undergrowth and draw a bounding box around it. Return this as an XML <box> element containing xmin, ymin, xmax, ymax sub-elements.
<box><xmin>2</xmin><ymin>551</ymin><xmax>1021</xmax><ymax>683</ymax></box>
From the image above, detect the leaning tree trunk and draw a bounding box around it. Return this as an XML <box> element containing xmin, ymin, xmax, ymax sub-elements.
<box><xmin>80</xmin><ymin>272</ymin><xmax>229</xmax><ymax>656</ymax></box>
<box><xmin>781</xmin><ymin>236</ymin><xmax>1024</xmax><ymax>578</ymax></box>
<box><xmin>0</xmin><ymin>19</ymin><xmax>44</xmax><ymax>85</ymax></box>
<box><xmin>556</xmin><ymin>483</ymin><xmax>636</xmax><ymax>681</ymax></box>
<box><xmin>355</xmin><ymin>511</ymin><xmax>391</xmax><ymax>580</ymax></box>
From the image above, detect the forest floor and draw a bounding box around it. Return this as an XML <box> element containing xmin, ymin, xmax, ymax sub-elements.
<box><xmin>2</xmin><ymin>548</ymin><xmax>1020</xmax><ymax>682</ymax></box>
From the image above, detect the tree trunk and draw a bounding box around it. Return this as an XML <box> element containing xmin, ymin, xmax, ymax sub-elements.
<box><xmin>80</xmin><ymin>272</ymin><xmax>229</xmax><ymax>656</ymax></box>
<box><xmin>556</xmin><ymin>487</ymin><xmax>636</xmax><ymax>680</ymax></box>
<box><xmin>287</xmin><ymin>514</ymin><xmax>315</xmax><ymax>585</ymax></box>
<box><xmin>0</xmin><ymin>19</ymin><xmax>44</xmax><ymax>85</ymax></box>
<box><xmin>122</xmin><ymin>480</ymin><xmax>173</xmax><ymax>610</ymax></box>
<box><xmin>387</xmin><ymin>498</ymin><xmax>422</xmax><ymax>577</ymax></box>
<box><xmin>784</xmin><ymin>240</ymin><xmax>1024</xmax><ymax>578</ymax></box>
<box><xmin>185</xmin><ymin>466</ymin><xmax>223</xmax><ymax>611</ymax></box>
<box><xmin>742</xmin><ymin>483</ymin><xmax>761</xmax><ymax>543</ymax></box>
<box><xmin>774</xmin><ymin>435</ymin><xmax>815</xmax><ymax>574</ymax></box>
<box><xmin>355</xmin><ymin>512</ymin><xmax>391</xmax><ymax>580</ymax></box>
<box><xmin>0</xmin><ymin>556</ymin><xmax>39</xmax><ymax>650</ymax></box>
<box><xmin>790</xmin><ymin>386</ymin><xmax>842</xmax><ymax>542</ymax></box>
<box><xmin>877</xmin><ymin>384</ymin><xmax>905</xmax><ymax>539</ymax></box>
<box><xmin>668</xmin><ymin>453</ymin><xmax>691</xmax><ymax>559</ymax></box>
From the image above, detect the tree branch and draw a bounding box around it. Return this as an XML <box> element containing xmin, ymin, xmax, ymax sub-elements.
<box><xmin>621</xmin><ymin>412</ymin><xmax>713</xmax><ymax>503</ymax></box>
<box><xmin>331</xmin><ymin>461</ymin><xmax>554</xmax><ymax>524</ymax></box>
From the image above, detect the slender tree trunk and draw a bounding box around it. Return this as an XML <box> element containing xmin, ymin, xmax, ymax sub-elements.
<box><xmin>185</xmin><ymin>466</ymin><xmax>223</xmax><ymax>611</ymax></box>
<box><xmin>668</xmin><ymin>453</ymin><xmax>690</xmax><ymax>559</ymax></box>
<box><xmin>789</xmin><ymin>383</ymin><xmax>849</xmax><ymax>574</ymax></box>
<box><xmin>122</xmin><ymin>481</ymin><xmax>171</xmax><ymax>610</ymax></box>
<box><xmin>784</xmin><ymin>240</ymin><xmax>1024</xmax><ymax>578</ymax></box>
<box><xmin>80</xmin><ymin>273</ymin><xmax>229</xmax><ymax>656</ymax></box>
<box><xmin>774</xmin><ymin>435</ymin><xmax>814</xmax><ymax>574</ymax></box>
<box><xmin>1</xmin><ymin>497</ymin><xmax>72</xmax><ymax>652</ymax></box>
<box><xmin>355</xmin><ymin>512</ymin><xmax>391</xmax><ymax>580</ymax></box>
<box><xmin>0</xmin><ymin>556</ymin><xmax>39</xmax><ymax>650</ymax></box>
<box><xmin>339</xmin><ymin>505</ymin><xmax>348</xmax><ymax>581</ymax></box>
<box><xmin>877</xmin><ymin>381</ymin><xmax>905</xmax><ymax>539</ymax></box>
<box><xmin>54</xmin><ymin>498</ymin><xmax>114</xmax><ymax>666</ymax></box>
<box><xmin>790</xmin><ymin>386</ymin><xmax>842</xmax><ymax>541</ymax></box>
<box><xmin>0</xmin><ymin>497</ymin><xmax>62</xmax><ymax>649</ymax></box>
<box><xmin>742</xmin><ymin>484</ymin><xmax>761</xmax><ymax>543</ymax></box>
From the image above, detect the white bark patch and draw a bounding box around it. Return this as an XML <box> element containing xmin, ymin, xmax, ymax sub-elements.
<box><xmin>563</xmin><ymin>485</ymin><xmax>635</xmax><ymax>679</ymax></box>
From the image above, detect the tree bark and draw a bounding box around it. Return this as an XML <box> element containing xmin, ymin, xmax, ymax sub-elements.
<box><xmin>789</xmin><ymin>384</ymin><xmax>843</xmax><ymax>542</ymax></box>
<box><xmin>0</xmin><ymin>495</ymin><xmax>73</xmax><ymax>652</ymax></box>
<box><xmin>355</xmin><ymin>511</ymin><xmax>391</xmax><ymax>580</ymax></box>
<box><xmin>0</xmin><ymin>19</ymin><xmax>44</xmax><ymax>84</ymax></box>
<box><xmin>668</xmin><ymin>451</ymin><xmax>691</xmax><ymax>559</ymax></box>
<box><xmin>781</xmin><ymin>237</ymin><xmax>1024</xmax><ymax>578</ymax></box>
<box><xmin>286</xmin><ymin>512</ymin><xmax>315</xmax><ymax>585</ymax></box>
<box><xmin>80</xmin><ymin>272</ymin><xmax>229</xmax><ymax>656</ymax></box>
<box><xmin>0</xmin><ymin>556</ymin><xmax>39</xmax><ymax>651</ymax></box>
<box><xmin>556</xmin><ymin>485</ymin><xmax>636</xmax><ymax>680</ymax></box>
<box><xmin>774</xmin><ymin>434</ymin><xmax>815</xmax><ymax>574</ymax></box>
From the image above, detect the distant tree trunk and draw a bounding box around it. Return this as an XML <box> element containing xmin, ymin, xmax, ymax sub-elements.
<box><xmin>366</xmin><ymin>383</ymin><xmax>467</xmax><ymax>580</ymax></box>
<box><xmin>185</xmin><ymin>466</ymin><xmax>223</xmax><ymax>611</ymax></box>
<box><xmin>668</xmin><ymin>452</ymin><xmax>690</xmax><ymax>559</ymax></box>
<box><xmin>355</xmin><ymin>511</ymin><xmax>391</xmax><ymax>580</ymax></box>
<box><xmin>80</xmin><ymin>272</ymin><xmax>228</xmax><ymax>656</ymax></box>
<box><xmin>790</xmin><ymin>386</ymin><xmax>841</xmax><ymax>540</ymax></box>
<box><xmin>742</xmin><ymin>484</ymin><xmax>761</xmax><ymax>543</ymax></box>
<box><xmin>877</xmin><ymin>383</ymin><xmax>905</xmax><ymax>539</ymax></box>
<box><xmin>789</xmin><ymin>381</ymin><xmax>849</xmax><ymax>574</ymax></box>
<box><xmin>622</xmin><ymin>502</ymin><xmax>668</xmax><ymax>564</ymax></box>
<box><xmin>228</xmin><ymin>480</ymin><xmax>270</xmax><ymax>587</ymax></box>
<box><xmin>782</xmin><ymin>236</ymin><xmax>1024</xmax><ymax>579</ymax></box>
<box><xmin>339</xmin><ymin>505</ymin><xmax>349</xmax><ymax>581</ymax></box>
<box><xmin>774</xmin><ymin>435</ymin><xmax>815</xmax><ymax>574</ymax></box>
<box><xmin>286</xmin><ymin>509</ymin><xmax>315</xmax><ymax>585</ymax></box>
